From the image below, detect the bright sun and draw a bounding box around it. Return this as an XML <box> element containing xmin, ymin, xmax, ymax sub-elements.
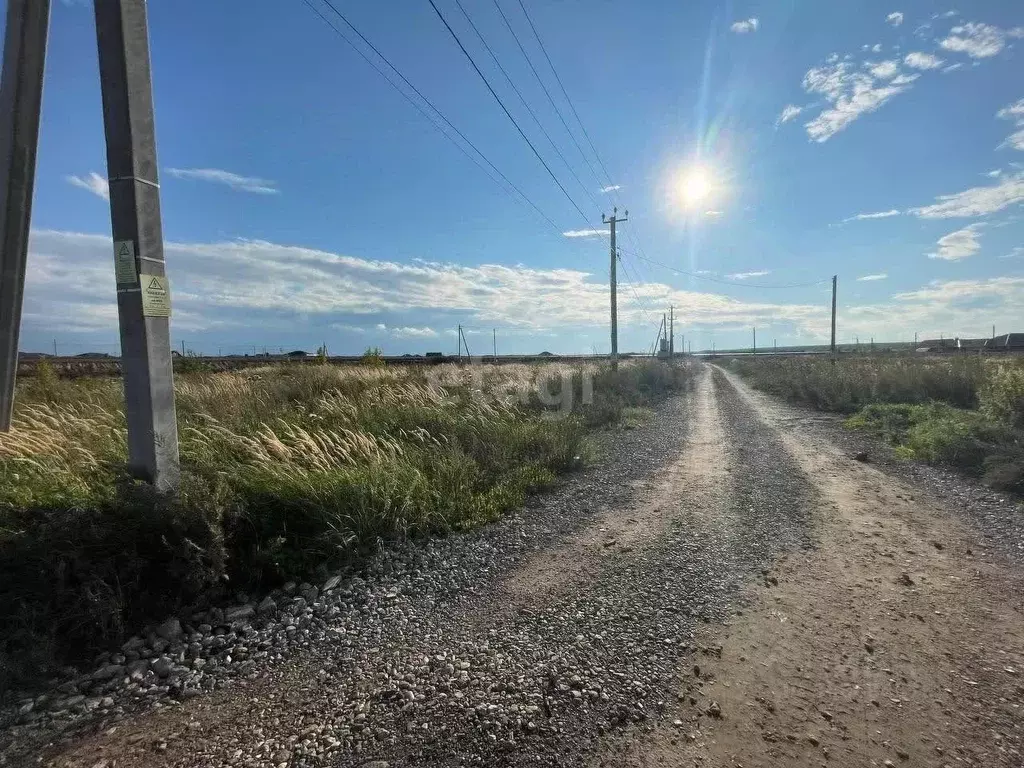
<box><xmin>681</xmin><ymin>167</ymin><xmax>713</xmax><ymax>206</ymax></box>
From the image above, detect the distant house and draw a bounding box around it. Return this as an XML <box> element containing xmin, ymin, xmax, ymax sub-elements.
<box><xmin>287</xmin><ymin>350</ymin><xmax>307</xmax><ymax>358</ymax></box>
<box><xmin>917</xmin><ymin>334</ymin><xmax>1024</xmax><ymax>352</ymax></box>
<box><xmin>987</xmin><ymin>333</ymin><xmax>1024</xmax><ymax>351</ymax></box>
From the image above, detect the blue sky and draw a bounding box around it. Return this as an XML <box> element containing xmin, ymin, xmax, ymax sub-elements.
<box><xmin>13</xmin><ymin>0</ymin><xmax>1024</xmax><ymax>355</ymax></box>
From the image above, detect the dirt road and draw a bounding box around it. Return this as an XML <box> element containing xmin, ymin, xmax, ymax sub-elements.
<box><xmin>9</xmin><ymin>365</ymin><xmax>1024</xmax><ymax>767</ymax></box>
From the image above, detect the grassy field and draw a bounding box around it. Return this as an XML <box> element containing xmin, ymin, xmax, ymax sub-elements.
<box><xmin>729</xmin><ymin>355</ymin><xmax>1023</xmax><ymax>494</ymax></box>
<box><xmin>0</xmin><ymin>359</ymin><xmax>694</xmax><ymax>689</ymax></box>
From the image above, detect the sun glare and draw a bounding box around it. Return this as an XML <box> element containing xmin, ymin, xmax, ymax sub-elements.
<box><xmin>681</xmin><ymin>167</ymin><xmax>713</xmax><ymax>206</ymax></box>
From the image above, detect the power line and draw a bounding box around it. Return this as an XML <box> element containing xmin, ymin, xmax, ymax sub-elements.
<box><xmin>426</xmin><ymin>0</ymin><xmax>592</xmax><ymax>226</ymax></box>
<box><xmin>302</xmin><ymin>0</ymin><xmax>565</xmax><ymax>235</ymax></box>
<box><xmin>515</xmin><ymin>0</ymin><xmax>616</xmax><ymax>193</ymax></box>
<box><xmin>623</xmin><ymin>248</ymin><xmax>830</xmax><ymax>289</ymax></box>
<box><xmin>616</xmin><ymin>252</ymin><xmax>656</xmax><ymax>318</ymax></box>
<box><xmin>491</xmin><ymin>0</ymin><xmax>605</xmax><ymax>194</ymax></box>
<box><xmin>452</xmin><ymin>0</ymin><xmax>598</xmax><ymax>209</ymax></box>
<box><xmin>507</xmin><ymin>0</ymin><xmax>661</xmax><ymax>299</ymax></box>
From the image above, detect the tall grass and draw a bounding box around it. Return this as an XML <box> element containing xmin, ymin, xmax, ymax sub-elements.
<box><xmin>728</xmin><ymin>356</ymin><xmax>984</xmax><ymax>412</ymax></box>
<box><xmin>730</xmin><ymin>355</ymin><xmax>1023</xmax><ymax>495</ymax></box>
<box><xmin>0</xmin><ymin>359</ymin><xmax>695</xmax><ymax>689</ymax></box>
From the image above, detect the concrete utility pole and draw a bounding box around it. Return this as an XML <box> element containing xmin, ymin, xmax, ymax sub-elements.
<box><xmin>95</xmin><ymin>0</ymin><xmax>179</xmax><ymax>491</ymax></box>
<box><xmin>830</xmin><ymin>275</ymin><xmax>838</xmax><ymax>363</ymax></box>
<box><xmin>0</xmin><ymin>0</ymin><xmax>51</xmax><ymax>431</ymax></box>
<box><xmin>602</xmin><ymin>207</ymin><xmax>627</xmax><ymax>368</ymax></box>
<box><xmin>669</xmin><ymin>305</ymin><xmax>674</xmax><ymax>357</ymax></box>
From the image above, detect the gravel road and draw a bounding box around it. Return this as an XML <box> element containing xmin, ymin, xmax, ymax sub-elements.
<box><xmin>4</xmin><ymin>364</ymin><xmax>1023</xmax><ymax>768</ymax></box>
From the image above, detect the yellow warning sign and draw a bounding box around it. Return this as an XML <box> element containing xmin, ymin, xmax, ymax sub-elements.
<box><xmin>141</xmin><ymin>275</ymin><xmax>171</xmax><ymax>317</ymax></box>
<box><xmin>113</xmin><ymin>240</ymin><xmax>137</xmax><ymax>284</ymax></box>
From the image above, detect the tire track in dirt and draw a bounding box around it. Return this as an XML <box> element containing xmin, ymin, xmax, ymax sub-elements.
<box><xmin>611</xmin><ymin>367</ymin><xmax>1024</xmax><ymax>768</ymax></box>
<box><xmin>499</xmin><ymin>368</ymin><xmax>729</xmax><ymax>601</ymax></box>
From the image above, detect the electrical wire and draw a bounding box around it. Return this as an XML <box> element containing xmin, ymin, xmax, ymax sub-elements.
<box><xmin>491</xmin><ymin>0</ymin><xmax>606</xmax><ymax>195</ymax></box>
<box><xmin>302</xmin><ymin>0</ymin><xmax>565</xmax><ymax>236</ymax></box>
<box><xmin>506</xmin><ymin>0</ymin><xmax>665</xmax><ymax>302</ymax></box>
<box><xmin>515</xmin><ymin>0</ymin><xmax>617</xmax><ymax>195</ymax></box>
<box><xmin>623</xmin><ymin>248</ymin><xmax>830</xmax><ymax>289</ymax></box>
<box><xmin>616</xmin><ymin>252</ymin><xmax>659</xmax><ymax>324</ymax></box>
<box><xmin>452</xmin><ymin>0</ymin><xmax>599</xmax><ymax>209</ymax></box>
<box><xmin>427</xmin><ymin>0</ymin><xmax>593</xmax><ymax>226</ymax></box>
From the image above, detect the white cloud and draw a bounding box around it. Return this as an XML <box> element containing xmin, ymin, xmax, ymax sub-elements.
<box><xmin>801</xmin><ymin>60</ymin><xmax>915</xmax><ymax>141</ymax></box>
<box><xmin>66</xmin><ymin>172</ymin><xmax>109</xmax><ymax>201</ymax></box>
<box><xmin>843</xmin><ymin>277</ymin><xmax>1024</xmax><ymax>341</ymax></box>
<box><xmin>703</xmin><ymin>210</ymin><xmax>722</xmax><ymax>217</ymax></box>
<box><xmin>1001</xmin><ymin>246</ymin><xmax>1024</xmax><ymax>260</ymax></box>
<box><xmin>777</xmin><ymin>105</ymin><xmax>803</xmax><ymax>125</ymax></box>
<box><xmin>890</xmin><ymin>73</ymin><xmax>920</xmax><ymax>86</ymax></box>
<box><xmin>778</xmin><ymin>105</ymin><xmax>802</xmax><ymax>124</ymax></box>
<box><xmin>727</xmin><ymin>270</ymin><xmax>771</xmax><ymax>280</ymax></box>
<box><xmin>165</xmin><ymin>167</ymin><xmax>279</xmax><ymax>194</ymax></box>
<box><xmin>986</xmin><ymin>169</ymin><xmax>1003</xmax><ymax>178</ymax></box>
<box><xmin>730</xmin><ymin>18</ymin><xmax>759</xmax><ymax>34</ymax></box>
<box><xmin>999</xmin><ymin>100</ymin><xmax>1024</xmax><ymax>123</ymax></box>
<box><xmin>940</xmin><ymin>22</ymin><xmax>1007</xmax><ymax>58</ymax></box>
<box><xmin>857</xmin><ymin>273</ymin><xmax>888</xmax><ymax>281</ymax></box>
<box><xmin>843</xmin><ymin>208</ymin><xmax>901</xmax><ymax>222</ymax></box>
<box><xmin>928</xmin><ymin>224</ymin><xmax>982</xmax><ymax>260</ymax></box>
<box><xmin>599</xmin><ymin>185</ymin><xmax>621</xmax><ymax>193</ymax></box>
<box><xmin>886</xmin><ymin>12</ymin><xmax>904</xmax><ymax>27</ymax></box>
<box><xmin>21</xmin><ymin>230</ymin><xmax>834</xmax><ymax>341</ymax></box>
<box><xmin>1004</xmin><ymin>131</ymin><xmax>1024</xmax><ymax>152</ymax></box>
<box><xmin>868</xmin><ymin>60</ymin><xmax>900</xmax><ymax>79</ymax></box>
<box><xmin>380</xmin><ymin>325</ymin><xmax>439</xmax><ymax>339</ymax></box>
<box><xmin>904</xmin><ymin>52</ymin><xmax>944</xmax><ymax>69</ymax></box>
<box><xmin>997</xmin><ymin>99</ymin><xmax>1024</xmax><ymax>151</ymax></box>
<box><xmin>942</xmin><ymin>62</ymin><xmax>963</xmax><ymax>73</ymax></box>
<box><xmin>561</xmin><ymin>229</ymin><xmax>607</xmax><ymax>238</ymax></box>
<box><xmin>910</xmin><ymin>173</ymin><xmax>1024</xmax><ymax>218</ymax></box>
<box><xmin>871</xmin><ymin>43</ymin><xmax>883</xmax><ymax>53</ymax></box>
<box><xmin>23</xmin><ymin>230</ymin><xmax>1024</xmax><ymax>348</ymax></box>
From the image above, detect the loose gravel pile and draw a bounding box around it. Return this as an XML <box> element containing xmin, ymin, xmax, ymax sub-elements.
<box><xmin>1</xmin><ymin>370</ymin><xmax>816</xmax><ymax>767</ymax></box>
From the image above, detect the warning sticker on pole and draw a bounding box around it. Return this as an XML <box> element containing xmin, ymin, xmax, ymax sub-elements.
<box><xmin>141</xmin><ymin>275</ymin><xmax>171</xmax><ymax>317</ymax></box>
<box><xmin>113</xmin><ymin>240</ymin><xmax>137</xmax><ymax>284</ymax></box>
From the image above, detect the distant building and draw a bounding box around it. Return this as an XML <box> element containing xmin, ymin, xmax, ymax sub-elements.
<box><xmin>987</xmin><ymin>333</ymin><xmax>1024</xmax><ymax>350</ymax></box>
<box><xmin>917</xmin><ymin>333</ymin><xmax>1024</xmax><ymax>352</ymax></box>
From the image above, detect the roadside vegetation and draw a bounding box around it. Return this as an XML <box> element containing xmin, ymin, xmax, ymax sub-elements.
<box><xmin>0</xmin><ymin>358</ymin><xmax>694</xmax><ymax>689</ymax></box>
<box><xmin>729</xmin><ymin>355</ymin><xmax>1023</xmax><ymax>495</ymax></box>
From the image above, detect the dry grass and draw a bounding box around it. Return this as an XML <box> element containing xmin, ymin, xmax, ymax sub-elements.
<box><xmin>0</xmin><ymin>358</ymin><xmax>695</xmax><ymax>689</ymax></box>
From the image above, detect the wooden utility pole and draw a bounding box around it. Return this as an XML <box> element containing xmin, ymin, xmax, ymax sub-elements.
<box><xmin>602</xmin><ymin>207</ymin><xmax>627</xmax><ymax>368</ymax></box>
<box><xmin>0</xmin><ymin>0</ymin><xmax>50</xmax><ymax>431</ymax></box>
<box><xmin>95</xmin><ymin>0</ymin><xmax>179</xmax><ymax>491</ymax></box>
<box><xmin>830</xmin><ymin>275</ymin><xmax>838</xmax><ymax>363</ymax></box>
